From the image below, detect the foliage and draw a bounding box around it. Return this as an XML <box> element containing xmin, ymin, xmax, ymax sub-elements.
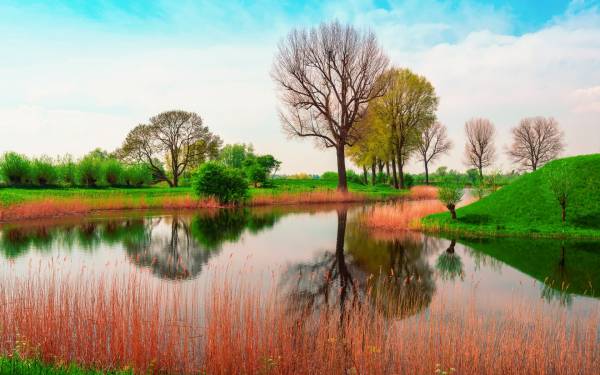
<box><xmin>219</xmin><ymin>143</ymin><xmax>254</xmax><ymax>169</ymax></box>
<box><xmin>242</xmin><ymin>154</ymin><xmax>281</xmax><ymax>187</ymax></box>
<box><xmin>117</xmin><ymin>110</ymin><xmax>220</xmax><ymax>187</ymax></box>
<box><xmin>77</xmin><ymin>155</ymin><xmax>105</xmax><ymax>187</ymax></box>
<box><xmin>423</xmin><ymin>154</ymin><xmax>600</xmax><ymax>238</ymax></box>
<box><xmin>193</xmin><ymin>162</ymin><xmax>248</xmax><ymax>205</ymax></box>
<box><xmin>403</xmin><ymin>173</ymin><xmax>415</xmax><ymax>188</ymax></box>
<box><xmin>123</xmin><ymin>164</ymin><xmax>153</xmax><ymax>187</ymax></box>
<box><xmin>0</xmin><ymin>152</ymin><xmax>31</xmax><ymax>185</ymax></box>
<box><xmin>104</xmin><ymin>159</ymin><xmax>124</xmax><ymax>186</ymax></box>
<box><xmin>30</xmin><ymin>157</ymin><xmax>59</xmax><ymax>186</ymax></box>
<box><xmin>0</xmin><ymin>355</ymin><xmax>132</xmax><ymax>374</ymax></box>
<box><xmin>58</xmin><ymin>155</ymin><xmax>77</xmax><ymax>186</ymax></box>
<box><xmin>438</xmin><ymin>183</ymin><xmax>464</xmax><ymax>207</ymax></box>
<box><xmin>346</xmin><ymin>170</ymin><xmax>364</xmax><ymax>185</ymax></box>
<box><xmin>321</xmin><ymin>171</ymin><xmax>338</xmax><ymax>180</ymax></box>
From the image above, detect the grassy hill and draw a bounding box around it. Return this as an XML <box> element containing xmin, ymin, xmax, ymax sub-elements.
<box><xmin>423</xmin><ymin>154</ymin><xmax>600</xmax><ymax>238</ymax></box>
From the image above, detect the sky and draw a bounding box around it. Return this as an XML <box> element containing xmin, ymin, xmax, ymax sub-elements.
<box><xmin>1</xmin><ymin>0</ymin><xmax>599</xmax><ymax>174</ymax></box>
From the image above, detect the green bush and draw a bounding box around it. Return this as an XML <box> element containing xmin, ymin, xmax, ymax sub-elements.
<box><xmin>403</xmin><ymin>173</ymin><xmax>415</xmax><ymax>188</ymax></box>
<box><xmin>77</xmin><ymin>155</ymin><xmax>105</xmax><ymax>187</ymax></box>
<box><xmin>0</xmin><ymin>152</ymin><xmax>31</xmax><ymax>186</ymax></box>
<box><xmin>193</xmin><ymin>162</ymin><xmax>248</xmax><ymax>205</ymax></box>
<box><xmin>346</xmin><ymin>170</ymin><xmax>364</xmax><ymax>185</ymax></box>
<box><xmin>30</xmin><ymin>157</ymin><xmax>58</xmax><ymax>186</ymax></box>
<box><xmin>123</xmin><ymin>164</ymin><xmax>153</xmax><ymax>186</ymax></box>
<box><xmin>58</xmin><ymin>157</ymin><xmax>77</xmax><ymax>186</ymax></box>
<box><xmin>104</xmin><ymin>159</ymin><xmax>124</xmax><ymax>186</ymax></box>
<box><xmin>321</xmin><ymin>171</ymin><xmax>338</xmax><ymax>180</ymax></box>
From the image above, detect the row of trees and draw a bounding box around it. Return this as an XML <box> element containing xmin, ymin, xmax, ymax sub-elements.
<box><xmin>0</xmin><ymin>150</ymin><xmax>153</xmax><ymax>187</ymax></box>
<box><xmin>272</xmin><ymin>21</ymin><xmax>565</xmax><ymax>191</ymax></box>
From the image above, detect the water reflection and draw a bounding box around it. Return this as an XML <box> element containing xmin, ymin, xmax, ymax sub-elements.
<box><xmin>435</xmin><ymin>240</ymin><xmax>464</xmax><ymax>281</ymax></box>
<box><xmin>0</xmin><ymin>206</ymin><xmax>599</xmax><ymax>310</ymax></box>
<box><xmin>0</xmin><ymin>209</ymin><xmax>284</xmax><ymax>279</ymax></box>
<box><xmin>281</xmin><ymin>208</ymin><xmax>436</xmax><ymax>320</ymax></box>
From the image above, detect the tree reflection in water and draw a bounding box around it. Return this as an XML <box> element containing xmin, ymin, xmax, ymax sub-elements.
<box><xmin>435</xmin><ymin>239</ymin><xmax>464</xmax><ymax>281</ymax></box>
<box><xmin>0</xmin><ymin>209</ymin><xmax>283</xmax><ymax>280</ymax></box>
<box><xmin>280</xmin><ymin>207</ymin><xmax>436</xmax><ymax>322</ymax></box>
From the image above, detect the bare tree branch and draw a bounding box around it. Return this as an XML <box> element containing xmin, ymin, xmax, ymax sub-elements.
<box><xmin>507</xmin><ymin>117</ymin><xmax>564</xmax><ymax>171</ymax></box>
<box><xmin>464</xmin><ymin>118</ymin><xmax>496</xmax><ymax>178</ymax></box>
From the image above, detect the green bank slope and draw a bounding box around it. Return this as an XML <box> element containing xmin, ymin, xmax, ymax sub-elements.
<box><xmin>423</xmin><ymin>154</ymin><xmax>600</xmax><ymax>238</ymax></box>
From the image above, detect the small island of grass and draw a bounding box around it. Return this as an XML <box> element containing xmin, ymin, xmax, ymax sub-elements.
<box><xmin>422</xmin><ymin>154</ymin><xmax>600</xmax><ymax>239</ymax></box>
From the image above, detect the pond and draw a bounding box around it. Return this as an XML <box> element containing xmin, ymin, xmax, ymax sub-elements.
<box><xmin>1</xmin><ymin>204</ymin><xmax>598</xmax><ymax>319</ymax></box>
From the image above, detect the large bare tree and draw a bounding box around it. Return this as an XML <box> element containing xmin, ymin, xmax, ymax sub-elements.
<box><xmin>271</xmin><ymin>21</ymin><xmax>389</xmax><ymax>191</ymax></box>
<box><xmin>373</xmin><ymin>68</ymin><xmax>438</xmax><ymax>189</ymax></box>
<box><xmin>507</xmin><ymin>116</ymin><xmax>564</xmax><ymax>171</ymax></box>
<box><xmin>464</xmin><ymin>118</ymin><xmax>496</xmax><ymax>178</ymax></box>
<box><xmin>418</xmin><ymin>121</ymin><xmax>452</xmax><ymax>184</ymax></box>
<box><xmin>117</xmin><ymin>110</ymin><xmax>221</xmax><ymax>187</ymax></box>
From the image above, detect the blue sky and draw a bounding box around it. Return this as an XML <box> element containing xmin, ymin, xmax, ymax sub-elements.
<box><xmin>1</xmin><ymin>0</ymin><xmax>599</xmax><ymax>173</ymax></box>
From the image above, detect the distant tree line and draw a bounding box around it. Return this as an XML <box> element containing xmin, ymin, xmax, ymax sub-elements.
<box><xmin>0</xmin><ymin>149</ymin><xmax>154</xmax><ymax>188</ymax></box>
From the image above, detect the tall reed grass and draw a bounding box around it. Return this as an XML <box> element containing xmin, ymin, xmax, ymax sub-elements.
<box><xmin>0</xmin><ymin>262</ymin><xmax>597</xmax><ymax>374</ymax></box>
<box><xmin>0</xmin><ymin>191</ymin><xmax>378</xmax><ymax>222</ymax></box>
<box><xmin>363</xmin><ymin>200</ymin><xmax>448</xmax><ymax>231</ymax></box>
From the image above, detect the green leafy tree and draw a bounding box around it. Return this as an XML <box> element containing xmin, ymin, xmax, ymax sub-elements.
<box><xmin>372</xmin><ymin>68</ymin><xmax>439</xmax><ymax>189</ymax></box>
<box><xmin>219</xmin><ymin>143</ymin><xmax>254</xmax><ymax>169</ymax></box>
<box><xmin>118</xmin><ymin>110</ymin><xmax>220</xmax><ymax>187</ymax></box>
<box><xmin>77</xmin><ymin>155</ymin><xmax>105</xmax><ymax>187</ymax></box>
<box><xmin>438</xmin><ymin>182</ymin><xmax>464</xmax><ymax>220</ymax></box>
<box><xmin>546</xmin><ymin>162</ymin><xmax>574</xmax><ymax>223</ymax></box>
<box><xmin>0</xmin><ymin>152</ymin><xmax>31</xmax><ymax>185</ymax></box>
<box><xmin>193</xmin><ymin>162</ymin><xmax>248</xmax><ymax>205</ymax></box>
<box><xmin>30</xmin><ymin>157</ymin><xmax>58</xmax><ymax>186</ymax></box>
<box><xmin>123</xmin><ymin>164</ymin><xmax>153</xmax><ymax>186</ymax></box>
<box><xmin>57</xmin><ymin>155</ymin><xmax>77</xmax><ymax>186</ymax></box>
<box><xmin>104</xmin><ymin>159</ymin><xmax>124</xmax><ymax>186</ymax></box>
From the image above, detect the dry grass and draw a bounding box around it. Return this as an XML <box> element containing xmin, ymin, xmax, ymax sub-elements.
<box><xmin>0</xmin><ymin>192</ymin><xmax>377</xmax><ymax>222</ymax></box>
<box><xmin>0</xmin><ymin>196</ymin><xmax>222</xmax><ymax>222</ymax></box>
<box><xmin>363</xmin><ymin>200</ymin><xmax>447</xmax><ymax>231</ymax></box>
<box><xmin>250</xmin><ymin>191</ymin><xmax>370</xmax><ymax>206</ymax></box>
<box><xmin>409</xmin><ymin>185</ymin><xmax>439</xmax><ymax>200</ymax></box>
<box><xmin>0</xmin><ymin>263</ymin><xmax>597</xmax><ymax>374</ymax></box>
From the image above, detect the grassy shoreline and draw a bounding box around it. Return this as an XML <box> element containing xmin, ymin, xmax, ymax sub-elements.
<box><xmin>421</xmin><ymin>155</ymin><xmax>600</xmax><ymax>240</ymax></box>
<box><xmin>0</xmin><ymin>179</ymin><xmax>407</xmax><ymax>223</ymax></box>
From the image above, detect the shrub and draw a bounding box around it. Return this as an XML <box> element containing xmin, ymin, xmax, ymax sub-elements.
<box><xmin>104</xmin><ymin>159</ymin><xmax>124</xmax><ymax>186</ymax></box>
<box><xmin>77</xmin><ymin>155</ymin><xmax>104</xmax><ymax>187</ymax></box>
<box><xmin>193</xmin><ymin>162</ymin><xmax>248</xmax><ymax>205</ymax></box>
<box><xmin>438</xmin><ymin>183</ymin><xmax>464</xmax><ymax>220</ymax></box>
<box><xmin>346</xmin><ymin>170</ymin><xmax>364</xmax><ymax>185</ymax></box>
<box><xmin>58</xmin><ymin>156</ymin><xmax>77</xmax><ymax>186</ymax></box>
<box><xmin>123</xmin><ymin>164</ymin><xmax>153</xmax><ymax>187</ymax></box>
<box><xmin>404</xmin><ymin>173</ymin><xmax>415</xmax><ymax>188</ymax></box>
<box><xmin>30</xmin><ymin>157</ymin><xmax>58</xmax><ymax>186</ymax></box>
<box><xmin>0</xmin><ymin>152</ymin><xmax>31</xmax><ymax>185</ymax></box>
<box><xmin>321</xmin><ymin>171</ymin><xmax>338</xmax><ymax>180</ymax></box>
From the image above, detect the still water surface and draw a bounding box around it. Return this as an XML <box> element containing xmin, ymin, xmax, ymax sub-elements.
<box><xmin>1</xmin><ymin>204</ymin><xmax>599</xmax><ymax>319</ymax></box>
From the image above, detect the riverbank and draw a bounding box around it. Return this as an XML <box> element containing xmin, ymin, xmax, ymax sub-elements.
<box><xmin>421</xmin><ymin>155</ymin><xmax>600</xmax><ymax>239</ymax></box>
<box><xmin>0</xmin><ymin>179</ymin><xmax>406</xmax><ymax>222</ymax></box>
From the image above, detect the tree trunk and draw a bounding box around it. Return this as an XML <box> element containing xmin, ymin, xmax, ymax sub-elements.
<box><xmin>336</xmin><ymin>146</ymin><xmax>348</xmax><ymax>192</ymax></box>
<box><xmin>385</xmin><ymin>162</ymin><xmax>390</xmax><ymax>183</ymax></box>
<box><xmin>397</xmin><ymin>154</ymin><xmax>405</xmax><ymax>189</ymax></box>
<box><xmin>371</xmin><ymin>162</ymin><xmax>376</xmax><ymax>185</ymax></box>
<box><xmin>424</xmin><ymin>161</ymin><xmax>429</xmax><ymax>185</ymax></box>
<box><xmin>391</xmin><ymin>157</ymin><xmax>399</xmax><ymax>189</ymax></box>
<box><xmin>561</xmin><ymin>204</ymin><xmax>566</xmax><ymax>223</ymax></box>
<box><xmin>172</xmin><ymin>174</ymin><xmax>178</xmax><ymax>188</ymax></box>
<box><xmin>377</xmin><ymin>160</ymin><xmax>384</xmax><ymax>174</ymax></box>
<box><xmin>446</xmin><ymin>239</ymin><xmax>456</xmax><ymax>253</ymax></box>
<box><xmin>448</xmin><ymin>204</ymin><xmax>457</xmax><ymax>220</ymax></box>
<box><xmin>478</xmin><ymin>165</ymin><xmax>483</xmax><ymax>179</ymax></box>
<box><xmin>362</xmin><ymin>166</ymin><xmax>368</xmax><ymax>185</ymax></box>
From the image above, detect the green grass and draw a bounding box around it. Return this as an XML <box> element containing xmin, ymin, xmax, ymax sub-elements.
<box><xmin>0</xmin><ymin>178</ymin><xmax>405</xmax><ymax>207</ymax></box>
<box><xmin>422</xmin><ymin>154</ymin><xmax>600</xmax><ymax>238</ymax></box>
<box><xmin>0</xmin><ymin>356</ymin><xmax>132</xmax><ymax>374</ymax></box>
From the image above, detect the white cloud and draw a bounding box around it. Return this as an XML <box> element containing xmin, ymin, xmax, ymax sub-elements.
<box><xmin>1</xmin><ymin>2</ymin><xmax>599</xmax><ymax>174</ymax></box>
